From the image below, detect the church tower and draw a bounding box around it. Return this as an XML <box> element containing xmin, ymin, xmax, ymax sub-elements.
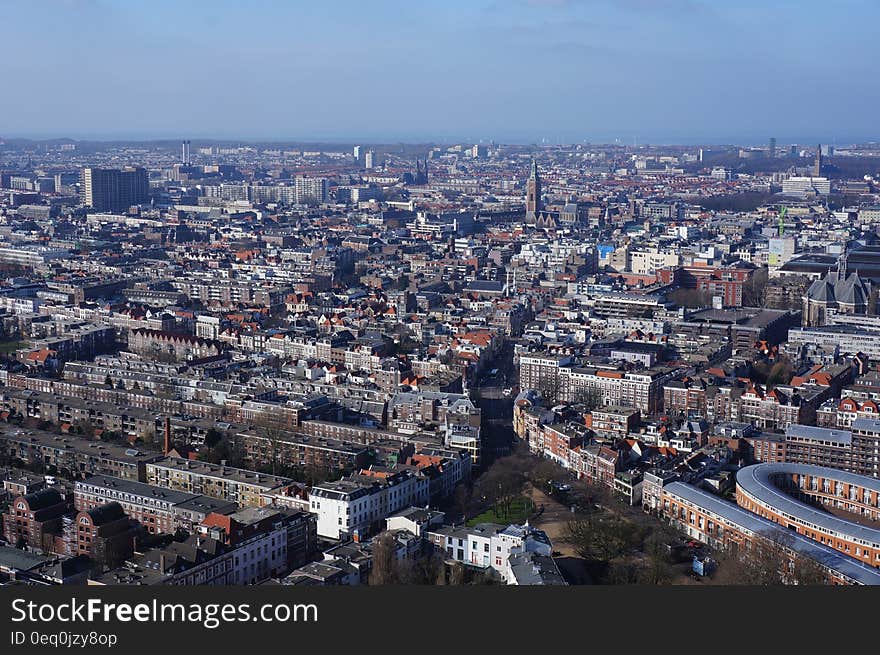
<box><xmin>526</xmin><ymin>159</ymin><xmax>542</xmax><ymax>216</ymax></box>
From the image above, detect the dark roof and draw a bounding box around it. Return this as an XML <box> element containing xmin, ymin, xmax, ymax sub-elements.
<box><xmin>0</xmin><ymin>545</ymin><xmax>51</xmax><ymax>571</ymax></box>
<box><xmin>465</xmin><ymin>280</ymin><xmax>505</xmax><ymax>293</ymax></box>
<box><xmin>85</xmin><ymin>501</ymin><xmax>127</xmax><ymax>525</ymax></box>
<box><xmin>20</xmin><ymin>488</ymin><xmax>64</xmax><ymax>511</ymax></box>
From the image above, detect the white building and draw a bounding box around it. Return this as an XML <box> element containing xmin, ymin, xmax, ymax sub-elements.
<box><xmin>629</xmin><ymin>248</ymin><xmax>681</xmax><ymax>275</ymax></box>
<box><xmin>427</xmin><ymin>522</ymin><xmax>553</xmax><ymax>581</ymax></box>
<box><xmin>309</xmin><ymin>468</ymin><xmax>430</xmax><ymax>540</ymax></box>
<box><xmin>782</xmin><ymin>176</ymin><xmax>831</xmax><ymax>195</ymax></box>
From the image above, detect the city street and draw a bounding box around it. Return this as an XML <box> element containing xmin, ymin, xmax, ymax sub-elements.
<box><xmin>471</xmin><ymin>341</ymin><xmax>519</xmax><ymax>466</ymax></box>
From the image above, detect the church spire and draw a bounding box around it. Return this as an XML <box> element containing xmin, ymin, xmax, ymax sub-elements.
<box><xmin>526</xmin><ymin>159</ymin><xmax>542</xmax><ymax>216</ymax></box>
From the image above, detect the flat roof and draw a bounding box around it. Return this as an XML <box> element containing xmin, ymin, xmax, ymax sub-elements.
<box><xmin>852</xmin><ymin>417</ymin><xmax>880</xmax><ymax>432</ymax></box>
<box><xmin>0</xmin><ymin>545</ymin><xmax>51</xmax><ymax>571</ymax></box>
<box><xmin>77</xmin><ymin>475</ymin><xmax>198</xmax><ymax>505</ymax></box>
<box><xmin>785</xmin><ymin>424</ymin><xmax>852</xmax><ymax>446</ymax></box>
<box><xmin>148</xmin><ymin>456</ymin><xmax>290</xmax><ymax>489</ymax></box>
<box><xmin>0</xmin><ymin>426</ymin><xmax>163</xmax><ymax>463</ymax></box>
<box><xmin>736</xmin><ymin>464</ymin><xmax>880</xmax><ymax>547</ymax></box>
<box><xmin>665</xmin><ymin>481</ymin><xmax>880</xmax><ymax>585</ymax></box>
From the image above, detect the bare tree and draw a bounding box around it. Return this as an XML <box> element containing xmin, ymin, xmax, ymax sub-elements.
<box><xmin>565</xmin><ymin>513</ymin><xmax>644</xmax><ymax>562</ymax></box>
<box><xmin>715</xmin><ymin>530</ymin><xmax>828</xmax><ymax>586</ymax></box>
<box><xmin>447</xmin><ymin>561</ymin><xmax>465</xmax><ymax>586</ymax></box>
<box><xmin>368</xmin><ymin>532</ymin><xmax>400</xmax><ymax>585</ymax></box>
<box><xmin>453</xmin><ymin>483</ymin><xmax>471</xmax><ymax>519</ymax></box>
<box><xmin>475</xmin><ymin>455</ymin><xmax>528</xmax><ymax>520</ymax></box>
<box><xmin>397</xmin><ymin>552</ymin><xmax>444</xmax><ymax>585</ymax></box>
<box><xmin>638</xmin><ymin>533</ymin><xmax>675</xmax><ymax>585</ymax></box>
<box><xmin>789</xmin><ymin>550</ymin><xmax>828</xmax><ymax>586</ymax></box>
<box><xmin>742</xmin><ymin>266</ymin><xmax>769</xmax><ymax>308</ymax></box>
<box><xmin>535</xmin><ymin>374</ymin><xmax>564</xmax><ymax>405</ymax></box>
<box><xmin>572</xmin><ymin>386</ymin><xmax>603</xmax><ymax>411</ymax></box>
<box><xmin>252</xmin><ymin>410</ymin><xmax>295</xmax><ymax>475</ymax></box>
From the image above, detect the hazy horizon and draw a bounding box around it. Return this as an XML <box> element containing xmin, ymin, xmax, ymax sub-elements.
<box><xmin>5</xmin><ymin>1</ymin><xmax>879</xmax><ymax>144</ymax></box>
<box><xmin>2</xmin><ymin>132</ymin><xmax>873</xmax><ymax>149</ymax></box>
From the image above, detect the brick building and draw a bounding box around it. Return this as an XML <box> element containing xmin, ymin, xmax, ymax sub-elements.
<box><xmin>2</xmin><ymin>488</ymin><xmax>68</xmax><ymax>551</ymax></box>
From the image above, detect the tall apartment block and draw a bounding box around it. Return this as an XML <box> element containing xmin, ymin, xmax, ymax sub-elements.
<box><xmin>80</xmin><ymin>167</ymin><xmax>149</xmax><ymax>212</ymax></box>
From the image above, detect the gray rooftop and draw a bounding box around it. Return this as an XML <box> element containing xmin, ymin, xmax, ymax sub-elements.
<box><xmin>852</xmin><ymin>417</ymin><xmax>880</xmax><ymax>432</ymax></box>
<box><xmin>0</xmin><ymin>545</ymin><xmax>51</xmax><ymax>571</ymax></box>
<box><xmin>148</xmin><ymin>456</ymin><xmax>290</xmax><ymax>489</ymax></box>
<box><xmin>507</xmin><ymin>551</ymin><xmax>567</xmax><ymax>586</ymax></box>
<box><xmin>785</xmin><ymin>424</ymin><xmax>852</xmax><ymax>446</ymax></box>
<box><xmin>736</xmin><ymin>463</ymin><xmax>880</xmax><ymax>547</ymax></box>
<box><xmin>77</xmin><ymin>475</ymin><xmax>198</xmax><ymax>505</ymax></box>
<box><xmin>665</xmin><ymin>481</ymin><xmax>880</xmax><ymax>585</ymax></box>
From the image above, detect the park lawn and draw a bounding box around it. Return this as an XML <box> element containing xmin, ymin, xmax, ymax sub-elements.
<box><xmin>0</xmin><ymin>340</ymin><xmax>25</xmax><ymax>354</ymax></box>
<box><xmin>467</xmin><ymin>496</ymin><xmax>534</xmax><ymax>527</ymax></box>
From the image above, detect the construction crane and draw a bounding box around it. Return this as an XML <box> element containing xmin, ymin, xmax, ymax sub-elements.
<box><xmin>778</xmin><ymin>206</ymin><xmax>787</xmax><ymax>237</ymax></box>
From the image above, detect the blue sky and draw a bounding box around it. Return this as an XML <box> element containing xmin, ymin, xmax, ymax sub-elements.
<box><xmin>4</xmin><ymin>0</ymin><xmax>878</xmax><ymax>144</ymax></box>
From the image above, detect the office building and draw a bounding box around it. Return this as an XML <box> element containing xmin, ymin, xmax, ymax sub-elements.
<box><xmin>782</xmin><ymin>176</ymin><xmax>830</xmax><ymax>195</ymax></box>
<box><xmin>80</xmin><ymin>167</ymin><xmax>149</xmax><ymax>212</ymax></box>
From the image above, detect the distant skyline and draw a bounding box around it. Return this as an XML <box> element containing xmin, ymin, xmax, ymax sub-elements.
<box><xmin>5</xmin><ymin>1</ymin><xmax>879</xmax><ymax>144</ymax></box>
<box><xmin>3</xmin><ymin>135</ymin><xmax>875</xmax><ymax>149</ymax></box>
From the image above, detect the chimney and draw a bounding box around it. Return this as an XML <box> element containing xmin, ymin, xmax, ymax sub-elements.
<box><xmin>163</xmin><ymin>416</ymin><xmax>171</xmax><ymax>455</ymax></box>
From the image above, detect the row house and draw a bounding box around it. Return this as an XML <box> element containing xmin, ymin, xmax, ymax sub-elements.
<box><xmin>235</xmin><ymin>430</ymin><xmax>371</xmax><ymax>473</ymax></box>
<box><xmin>309</xmin><ymin>467</ymin><xmax>430</xmax><ymax>540</ymax></box>
<box><xmin>0</xmin><ymin>389</ymin><xmax>159</xmax><ymax>440</ymax></box>
<box><xmin>92</xmin><ymin>535</ymin><xmax>237</xmax><ymax>586</ymax></box>
<box><xmin>198</xmin><ymin>507</ymin><xmax>318</xmax><ymax>581</ymax></box>
<box><xmin>405</xmin><ymin>447</ymin><xmax>472</xmax><ymax>501</ymax></box>
<box><xmin>145</xmin><ymin>457</ymin><xmax>290</xmax><ymax>508</ymax></box>
<box><xmin>817</xmin><ymin>397</ymin><xmax>880</xmax><ymax>429</ymax></box>
<box><xmin>0</xmin><ymin>428</ymin><xmax>163</xmax><ymax>481</ymax></box>
<box><xmin>43</xmin><ymin>378</ymin><xmax>222</xmax><ymax>420</ymax></box>
<box><xmin>709</xmin><ymin>384</ymin><xmax>822</xmax><ymax>431</ymax></box>
<box><xmin>128</xmin><ymin>328</ymin><xmax>227</xmax><ymax>363</ymax></box>
<box><xmin>74</xmin><ymin>475</ymin><xmax>238</xmax><ymax>535</ymax></box>
<box><xmin>560</xmin><ymin>366</ymin><xmax>682</xmax><ymax>414</ymax></box>
<box><xmin>538</xmin><ymin>423</ymin><xmax>588</xmax><ymax>466</ymax></box>
<box><xmin>663</xmin><ymin>376</ymin><xmax>709</xmax><ymax>418</ymax></box>
<box><xmin>570</xmin><ymin>444</ymin><xmax>621</xmax><ymax>489</ymax></box>
<box><xmin>586</xmin><ymin>405</ymin><xmax>641</xmax><ymax>439</ymax></box>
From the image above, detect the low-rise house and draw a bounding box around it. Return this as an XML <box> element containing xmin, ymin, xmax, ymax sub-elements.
<box><xmin>426</xmin><ymin>521</ymin><xmax>552</xmax><ymax>581</ymax></box>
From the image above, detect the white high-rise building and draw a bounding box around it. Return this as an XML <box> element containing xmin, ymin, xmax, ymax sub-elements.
<box><xmin>782</xmin><ymin>176</ymin><xmax>830</xmax><ymax>195</ymax></box>
<box><xmin>294</xmin><ymin>176</ymin><xmax>328</xmax><ymax>204</ymax></box>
